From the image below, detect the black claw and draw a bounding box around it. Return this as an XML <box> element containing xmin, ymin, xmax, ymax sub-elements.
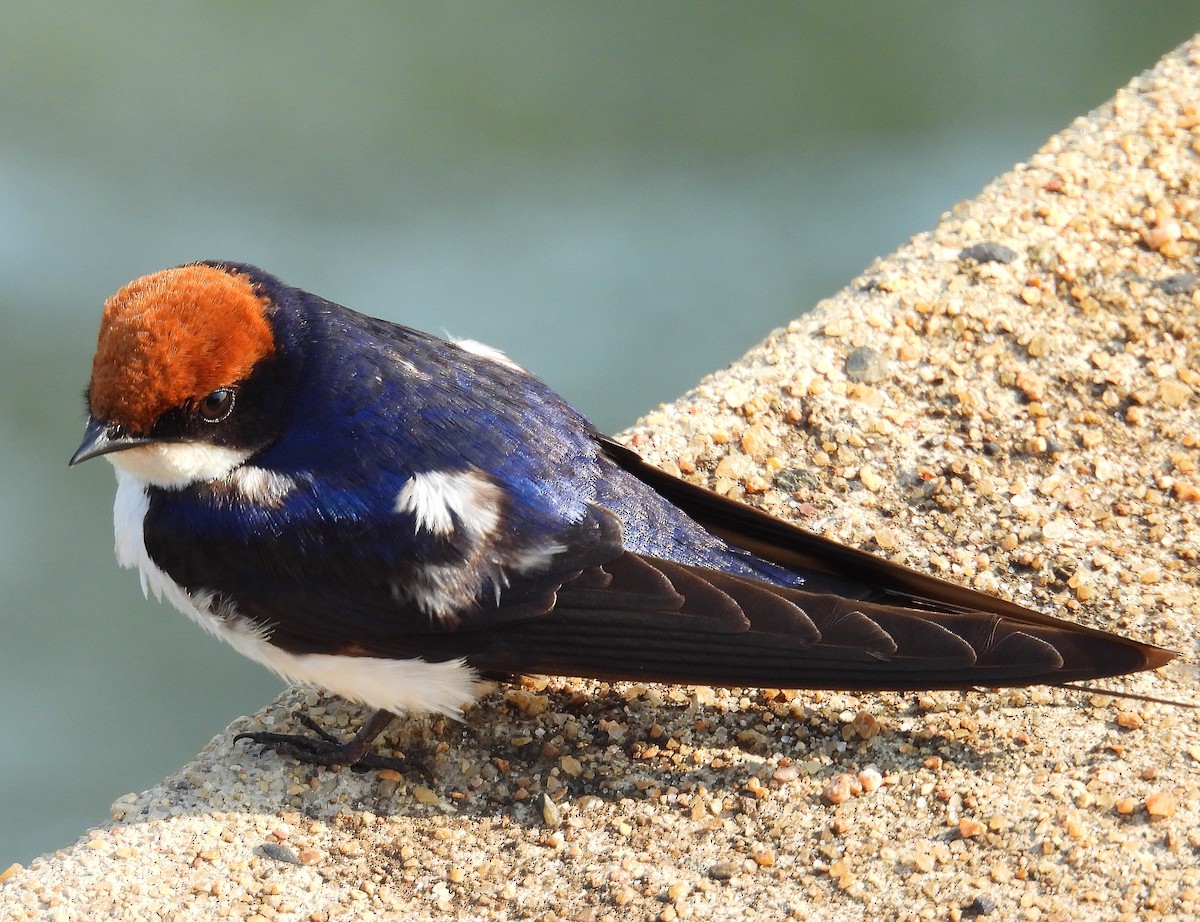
<box><xmin>291</xmin><ymin>711</ymin><xmax>343</xmax><ymax>746</ymax></box>
<box><xmin>233</xmin><ymin>708</ymin><xmax>430</xmax><ymax>778</ymax></box>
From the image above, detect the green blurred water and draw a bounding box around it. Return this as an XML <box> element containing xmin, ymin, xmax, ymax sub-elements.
<box><xmin>1</xmin><ymin>2</ymin><xmax>1195</xmax><ymax>865</ymax></box>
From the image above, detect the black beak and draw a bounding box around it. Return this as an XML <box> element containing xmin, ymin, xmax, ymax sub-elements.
<box><xmin>69</xmin><ymin>417</ymin><xmax>152</xmax><ymax>466</ymax></box>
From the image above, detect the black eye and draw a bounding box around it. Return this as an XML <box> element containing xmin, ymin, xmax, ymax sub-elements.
<box><xmin>196</xmin><ymin>388</ymin><xmax>235</xmax><ymax>423</ymax></box>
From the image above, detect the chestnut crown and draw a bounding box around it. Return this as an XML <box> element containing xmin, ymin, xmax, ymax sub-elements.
<box><xmin>87</xmin><ymin>264</ymin><xmax>275</xmax><ymax>434</ymax></box>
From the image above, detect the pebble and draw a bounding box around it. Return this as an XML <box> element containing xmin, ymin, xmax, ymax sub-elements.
<box><xmin>821</xmin><ymin>773</ymin><xmax>861</xmax><ymax>805</ymax></box>
<box><xmin>958</xmin><ymin>818</ymin><xmax>986</xmax><ymax>838</ymax></box>
<box><xmin>1145</xmin><ymin>790</ymin><xmax>1177</xmax><ymax>819</ymax></box>
<box><xmin>858</xmin><ymin>467</ymin><xmax>885</xmax><ymax>492</ymax></box>
<box><xmin>751</xmin><ymin>849</ymin><xmax>775</xmax><ymax>867</ymax></box>
<box><xmin>970</xmin><ymin>893</ymin><xmax>999</xmax><ymax>916</ymax></box>
<box><xmin>723</xmin><ymin>384</ymin><xmax>751</xmax><ymax>409</ymax></box>
<box><xmin>1158</xmin><ymin>378</ymin><xmax>1192</xmax><ymax>407</ymax></box>
<box><xmin>771</xmin><ymin>764</ymin><xmax>800</xmax><ymax>783</ymax></box>
<box><xmin>707</xmin><ymin>861</ymin><xmax>742</xmax><ymax>881</ymax></box>
<box><xmin>539</xmin><ymin>792</ymin><xmax>563</xmax><ymax>828</ymax></box>
<box><xmin>959</xmin><ymin>242</ymin><xmax>1017</xmax><ymax>264</ymax></box>
<box><xmin>255</xmin><ymin>843</ymin><xmax>302</xmax><ymax>865</ymax></box>
<box><xmin>843</xmin><ymin>346</ymin><xmax>888</xmax><ymax>383</ymax></box>
<box><xmin>849</xmin><ymin>711</ymin><xmax>880</xmax><ymax>740</ymax></box>
<box><xmin>857</xmin><ymin>767</ymin><xmax>883</xmax><ymax>793</ymax></box>
<box><xmin>506</xmin><ymin>689</ymin><xmax>550</xmax><ymax>715</ymax></box>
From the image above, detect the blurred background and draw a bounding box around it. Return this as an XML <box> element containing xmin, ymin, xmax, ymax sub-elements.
<box><xmin>2</xmin><ymin>2</ymin><xmax>1196</xmax><ymax>865</ymax></box>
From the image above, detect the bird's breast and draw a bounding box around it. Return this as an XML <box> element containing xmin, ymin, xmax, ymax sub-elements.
<box><xmin>111</xmin><ymin>468</ymin><xmax>484</xmax><ymax>716</ymax></box>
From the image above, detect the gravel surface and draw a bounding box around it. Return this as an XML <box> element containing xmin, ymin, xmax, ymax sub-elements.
<box><xmin>5</xmin><ymin>36</ymin><xmax>1200</xmax><ymax>922</ymax></box>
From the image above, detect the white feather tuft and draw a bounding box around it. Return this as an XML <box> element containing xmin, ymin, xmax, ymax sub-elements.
<box><xmin>452</xmin><ymin>338</ymin><xmax>525</xmax><ymax>372</ymax></box>
<box><xmin>227</xmin><ymin>465</ymin><xmax>297</xmax><ymax>507</ymax></box>
<box><xmin>394</xmin><ymin>469</ymin><xmax>503</xmax><ymax>539</ymax></box>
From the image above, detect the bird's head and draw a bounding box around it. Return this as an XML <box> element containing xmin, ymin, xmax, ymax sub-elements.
<box><xmin>71</xmin><ymin>263</ymin><xmax>286</xmax><ymax>489</ymax></box>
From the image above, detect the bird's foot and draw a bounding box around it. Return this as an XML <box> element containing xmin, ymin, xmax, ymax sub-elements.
<box><xmin>235</xmin><ymin>708</ymin><xmax>430</xmax><ymax>778</ymax></box>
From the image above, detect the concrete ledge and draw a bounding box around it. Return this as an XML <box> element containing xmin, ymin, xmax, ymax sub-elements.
<box><xmin>6</xmin><ymin>36</ymin><xmax>1200</xmax><ymax>922</ymax></box>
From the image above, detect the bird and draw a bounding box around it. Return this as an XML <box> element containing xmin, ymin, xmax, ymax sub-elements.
<box><xmin>71</xmin><ymin>261</ymin><xmax>1175</xmax><ymax>771</ymax></box>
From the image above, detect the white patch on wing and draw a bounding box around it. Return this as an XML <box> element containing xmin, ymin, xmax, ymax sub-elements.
<box><xmin>111</xmin><ymin>468</ymin><xmax>482</xmax><ymax>717</ymax></box>
<box><xmin>107</xmin><ymin>442</ymin><xmax>251</xmax><ymax>490</ymax></box>
<box><xmin>390</xmin><ymin>468</ymin><xmax>574</xmax><ymax>617</ymax></box>
<box><xmin>452</xmin><ymin>338</ymin><xmax>525</xmax><ymax>372</ymax></box>
<box><xmin>228</xmin><ymin>465</ymin><xmax>297</xmax><ymax>507</ymax></box>
<box><xmin>394</xmin><ymin>469</ymin><xmax>503</xmax><ymax>539</ymax></box>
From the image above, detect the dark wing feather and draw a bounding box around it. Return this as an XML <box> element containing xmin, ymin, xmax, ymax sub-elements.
<box><xmin>449</xmin><ymin>549</ymin><xmax>1160</xmax><ymax>690</ymax></box>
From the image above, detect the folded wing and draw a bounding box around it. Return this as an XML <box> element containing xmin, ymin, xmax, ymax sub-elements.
<box><xmin>456</xmin><ymin>548</ymin><xmax>1168</xmax><ymax>690</ymax></box>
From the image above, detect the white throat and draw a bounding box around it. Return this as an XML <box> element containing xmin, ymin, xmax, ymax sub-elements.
<box><xmin>106</xmin><ymin>442</ymin><xmax>251</xmax><ymax>490</ymax></box>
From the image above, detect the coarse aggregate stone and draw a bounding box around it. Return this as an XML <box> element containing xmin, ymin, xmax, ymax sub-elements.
<box><xmin>6</xmin><ymin>35</ymin><xmax>1200</xmax><ymax>922</ymax></box>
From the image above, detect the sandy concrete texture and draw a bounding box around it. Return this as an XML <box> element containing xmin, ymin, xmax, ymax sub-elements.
<box><xmin>5</xmin><ymin>35</ymin><xmax>1200</xmax><ymax>922</ymax></box>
